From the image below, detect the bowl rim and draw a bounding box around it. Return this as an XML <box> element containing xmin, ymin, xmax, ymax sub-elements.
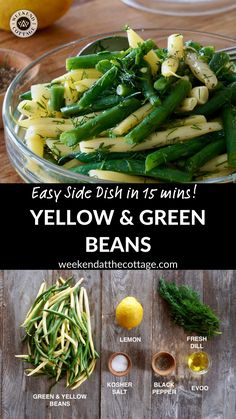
<box><xmin>0</xmin><ymin>47</ymin><xmax>33</xmax><ymax>60</ymax></box>
<box><xmin>3</xmin><ymin>27</ymin><xmax>236</xmax><ymax>183</ymax></box>
<box><xmin>121</xmin><ymin>0</ymin><xmax>236</xmax><ymax>17</ymax></box>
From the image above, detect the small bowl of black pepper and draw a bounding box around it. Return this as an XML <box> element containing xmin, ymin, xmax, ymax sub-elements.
<box><xmin>0</xmin><ymin>48</ymin><xmax>32</xmax><ymax>127</ymax></box>
<box><xmin>152</xmin><ymin>351</ymin><xmax>176</xmax><ymax>376</ymax></box>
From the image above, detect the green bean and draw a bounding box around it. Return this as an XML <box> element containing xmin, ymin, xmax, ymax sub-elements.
<box><xmin>60</xmin><ymin>277</ymin><xmax>74</xmax><ymax>288</ymax></box>
<box><xmin>194</xmin><ymin>82</ymin><xmax>236</xmax><ymax>117</ymax></box>
<box><xmin>154</xmin><ymin>76</ymin><xmax>174</xmax><ymax>94</ymax></box>
<box><xmin>77</xmin><ymin>66</ymin><xmax>119</xmax><ymax>109</ymax></box>
<box><xmin>63</xmin><ymin>348</ymin><xmax>73</xmax><ymax>363</ymax></box>
<box><xmin>25</xmin><ymin>323</ymin><xmax>38</xmax><ymax>336</ymax></box>
<box><xmin>230</xmin><ymin>82</ymin><xmax>236</xmax><ymax>105</ymax></box>
<box><xmin>139</xmin><ymin>63</ymin><xmax>161</xmax><ymax>106</ymax></box>
<box><xmin>43</xmin><ymin>314</ymin><xmax>62</xmax><ymax>337</ymax></box>
<box><xmin>209</xmin><ymin>52</ymin><xmax>230</xmax><ymax>76</ymax></box>
<box><xmin>60</xmin><ymin>97</ymin><xmax>141</xmax><ymax>146</ymax></box>
<box><xmin>58</xmin><ymin>149</ymin><xmax>150</xmax><ymax>165</ymax></box>
<box><xmin>94</xmin><ymin>41</ymin><xmax>155</xmax><ymax>76</ymax></box>
<box><xmin>96</xmin><ymin>59</ymin><xmax>113</xmax><ymax>73</ymax></box>
<box><xmin>66</xmin><ymin>51</ymin><xmax>125</xmax><ymax>70</ymax></box>
<box><xmin>29</xmin><ymin>285</ymin><xmax>57</xmax><ymax>310</ymax></box>
<box><xmin>145</xmin><ymin>132</ymin><xmax>222</xmax><ymax>171</ymax></box>
<box><xmin>185</xmin><ymin>41</ymin><xmax>202</xmax><ymax>51</ymax></box>
<box><xmin>71</xmin><ymin>159</ymin><xmax>192</xmax><ymax>182</ymax></box>
<box><xmin>125</xmin><ymin>79</ymin><xmax>192</xmax><ymax>144</ymax></box>
<box><xmin>199</xmin><ymin>46</ymin><xmax>215</xmax><ymax>62</ymax></box>
<box><xmin>34</xmin><ymin>337</ymin><xmax>50</xmax><ymax>360</ymax></box>
<box><xmin>43</xmin><ymin>309</ymin><xmax>78</xmax><ymax>327</ymax></box>
<box><xmin>57</xmin><ymin>357</ymin><xmax>70</xmax><ymax>367</ymax></box>
<box><xmin>19</xmin><ymin>90</ymin><xmax>32</xmax><ymax>100</ymax></box>
<box><xmin>80</xmin><ymin>342</ymin><xmax>89</xmax><ymax>372</ymax></box>
<box><xmin>27</xmin><ymin>315</ymin><xmax>42</xmax><ymax>325</ymax></box>
<box><xmin>70</xmin><ymin>308</ymin><xmax>87</xmax><ymax>333</ymax></box>
<box><xmin>122</xmin><ymin>39</ymin><xmax>156</xmax><ymax>68</ymax></box>
<box><xmin>34</xmin><ymin>351</ymin><xmax>40</xmax><ymax>365</ymax></box>
<box><xmin>50</xmin><ymin>85</ymin><xmax>65</xmax><ymax>111</ymax></box>
<box><xmin>61</xmin><ymin>94</ymin><xmax>123</xmax><ymax>116</ymax></box>
<box><xmin>49</xmin><ymin>318</ymin><xmax>64</xmax><ymax>354</ymax></box>
<box><xmin>222</xmin><ymin>105</ymin><xmax>236</xmax><ymax>167</ymax></box>
<box><xmin>223</xmin><ymin>73</ymin><xmax>236</xmax><ymax>84</ymax></box>
<box><xmin>185</xmin><ymin>139</ymin><xmax>226</xmax><ymax>173</ymax></box>
<box><xmin>70</xmin><ymin>347</ymin><xmax>82</xmax><ymax>374</ymax></box>
<box><xmin>31</xmin><ymin>279</ymin><xmax>71</xmax><ymax>309</ymax></box>
<box><xmin>116</xmin><ymin>83</ymin><xmax>136</xmax><ymax>97</ymax></box>
<box><xmin>23</xmin><ymin>299</ymin><xmax>49</xmax><ymax>328</ymax></box>
<box><xmin>44</xmin><ymin>365</ymin><xmax>57</xmax><ymax>378</ymax></box>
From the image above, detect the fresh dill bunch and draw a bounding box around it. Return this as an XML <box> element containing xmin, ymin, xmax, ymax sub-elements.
<box><xmin>158</xmin><ymin>278</ymin><xmax>221</xmax><ymax>338</ymax></box>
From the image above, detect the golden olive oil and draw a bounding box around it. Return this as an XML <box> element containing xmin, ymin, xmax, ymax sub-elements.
<box><xmin>188</xmin><ymin>352</ymin><xmax>210</xmax><ymax>374</ymax></box>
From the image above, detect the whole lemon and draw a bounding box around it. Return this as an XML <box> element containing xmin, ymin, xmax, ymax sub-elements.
<box><xmin>116</xmin><ymin>296</ymin><xmax>144</xmax><ymax>330</ymax></box>
<box><xmin>0</xmin><ymin>0</ymin><xmax>73</xmax><ymax>31</ymax></box>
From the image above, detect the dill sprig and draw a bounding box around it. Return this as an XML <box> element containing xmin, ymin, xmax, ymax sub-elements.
<box><xmin>158</xmin><ymin>278</ymin><xmax>221</xmax><ymax>338</ymax></box>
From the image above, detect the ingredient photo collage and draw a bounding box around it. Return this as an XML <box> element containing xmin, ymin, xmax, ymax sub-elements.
<box><xmin>0</xmin><ymin>270</ymin><xmax>235</xmax><ymax>418</ymax></box>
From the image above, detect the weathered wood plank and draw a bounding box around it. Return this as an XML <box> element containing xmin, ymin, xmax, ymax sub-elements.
<box><xmin>100</xmin><ymin>270</ymin><xmax>153</xmax><ymax>419</ymax></box>
<box><xmin>1</xmin><ymin>270</ymin><xmax>101</xmax><ymax>419</ymax></box>
<box><xmin>2</xmin><ymin>270</ymin><xmax>50</xmax><ymax>419</ymax></box>
<box><xmin>1</xmin><ymin>270</ymin><xmax>236</xmax><ymax>418</ymax></box>
<box><xmin>0</xmin><ymin>270</ymin><xmax>3</xmax><ymax>416</ymax></box>
<box><xmin>48</xmin><ymin>270</ymin><xmax>101</xmax><ymax>419</ymax></box>
<box><xmin>151</xmin><ymin>271</ymin><xmax>204</xmax><ymax>419</ymax></box>
<box><xmin>202</xmin><ymin>270</ymin><xmax>236</xmax><ymax>419</ymax></box>
<box><xmin>23</xmin><ymin>272</ymin><xmax>53</xmax><ymax>419</ymax></box>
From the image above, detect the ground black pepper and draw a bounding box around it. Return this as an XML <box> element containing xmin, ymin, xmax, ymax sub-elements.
<box><xmin>156</xmin><ymin>354</ymin><xmax>174</xmax><ymax>371</ymax></box>
<box><xmin>0</xmin><ymin>64</ymin><xmax>19</xmax><ymax>93</ymax></box>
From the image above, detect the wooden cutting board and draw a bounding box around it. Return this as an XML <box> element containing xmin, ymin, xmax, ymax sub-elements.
<box><xmin>1</xmin><ymin>0</ymin><xmax>236</xmax><ymax>182</ymax></box>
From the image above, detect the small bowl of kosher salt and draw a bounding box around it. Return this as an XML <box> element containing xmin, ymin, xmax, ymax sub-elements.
<box><xmin>0</xmin><ymin>48</ymin><xmax>32</xmax><ymax>127</ymax></box>
<box><xmin>108</xmin><ymin>352</ymin><xmax>132</xmax><ymax>377</ymax></box>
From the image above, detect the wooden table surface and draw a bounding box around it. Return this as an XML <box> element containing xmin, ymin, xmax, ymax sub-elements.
<box><xmin>0</xmin><ymin>270</ymin><xmax>235</xmax><ymax>419</ymax></box>
<box><xmin>1</xmin><ymin>0</ymin><xmax>236</xmax><ymax>182</ymax></box>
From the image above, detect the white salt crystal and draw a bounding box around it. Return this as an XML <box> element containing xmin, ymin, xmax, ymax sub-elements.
<box><xmin>111</xmin><ymin>354</ymin><xmax>128</xmax><ymax>373</ymax></box>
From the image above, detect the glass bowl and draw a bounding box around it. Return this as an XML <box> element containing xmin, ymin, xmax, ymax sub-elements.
<box><xmin>3</xmin><ymin>28</ymin><xmax>236</xmax><ymax>183</ymax></box>
<box><xmin>121</xmin><ymin>0</ymin><xmax>236</xmax><ymax>16</ymax></box>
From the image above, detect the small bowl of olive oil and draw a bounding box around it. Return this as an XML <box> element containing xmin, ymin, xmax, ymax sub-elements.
<box><xmin>187</xmin><ymin>351</ymin><xmax>211</xmax><ymax>375</ymax></box>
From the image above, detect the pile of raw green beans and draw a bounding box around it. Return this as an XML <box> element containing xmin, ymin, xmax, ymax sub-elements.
<box><xmin>17</xmin><ymin>30</ymin><xmax>236</xmax><ymax>182</ymax></box>
<box><xmin>16</xmin><ymin>277</ymin><xmax>98</xmax><ymax>389</ymax></box>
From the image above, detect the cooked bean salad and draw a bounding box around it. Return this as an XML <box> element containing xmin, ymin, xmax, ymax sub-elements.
<box><xmin>17</xmin><ymin>28</ymin><xmax>236</xmax><ymax>182</ymax></box>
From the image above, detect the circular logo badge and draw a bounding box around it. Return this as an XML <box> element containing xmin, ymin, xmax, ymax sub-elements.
<box><xmin>10</xmin><ymin>10</ymin><xmax>38</xmax><ymax>38</ymax></box>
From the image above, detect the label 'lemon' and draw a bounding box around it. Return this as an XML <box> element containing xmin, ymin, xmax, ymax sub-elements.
<box><xmin>116</xmin><ymin>296</ymin><xmax>143</xmax><ymax>330</ymax></box>
<box><xmin>0</xmin><ymin>0</ymin><xmax>73</xmax><ymax>31</ymax></box>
